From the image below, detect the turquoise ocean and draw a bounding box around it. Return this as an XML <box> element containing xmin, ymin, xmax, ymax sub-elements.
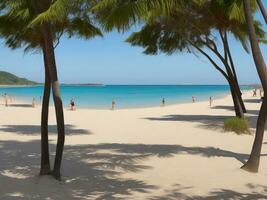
<box><xmin>0</xmin><ymin>85</ymin><xmax>251</xmax><ymax>109</ymax></box>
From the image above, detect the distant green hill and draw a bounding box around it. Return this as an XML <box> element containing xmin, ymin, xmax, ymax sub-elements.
<box><xmin>0</xmin><ymin>71</ymin><xmax>38</xmax><ymax>85</ymax></box>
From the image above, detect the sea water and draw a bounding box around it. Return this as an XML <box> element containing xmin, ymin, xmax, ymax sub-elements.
<box><xmin>0</xmin><ymin>85</ymin><xmax>251</xmax><ymax>109</ymax></box>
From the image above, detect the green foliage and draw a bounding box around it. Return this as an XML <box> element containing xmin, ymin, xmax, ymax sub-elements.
<box><xmin>93</xmin><ymin>0</ymin><xmax>265</xmax><ymax>55</ymax></box>
<box><xmin>223</xmin><ymin>117</ymin><xmax>250</xmax><ymax>134</ymax></box>
<box><xmin>0</xmin><ymin>71</ymin><xmax>38</xmax><ymax>85</ymax></box>
<box><xmin>0</xmin><ymin>0</ymin><xmax>103</xmax><ymax>53</ymax></box>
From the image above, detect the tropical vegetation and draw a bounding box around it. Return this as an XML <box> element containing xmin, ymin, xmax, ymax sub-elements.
<box><xmin>0</xmin><ymin>0</ymin><xmax>102</xmax><ymax>179</ymax></box>
<box><xmin>0</xmin><ymin>71</ymin><xmax>38</xmax><ymax>85</ymax></box>
<box><xmin>0</xmin><ymin>0</ymin><xmax>267</xmax><ymax>180</ymax></box>
<box><xmin>224</xmin><ymin>117</ymin><xmax>250</xmax><ymax>134</ymax></box>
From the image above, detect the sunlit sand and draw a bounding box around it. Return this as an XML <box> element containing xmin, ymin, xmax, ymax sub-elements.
<box><xmin>1</xmin><ymin>90</ymin><xmax>267</xmax><ymax>199</ymax></box>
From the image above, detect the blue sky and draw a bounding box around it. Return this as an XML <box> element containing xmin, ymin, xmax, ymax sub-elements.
<box><xmin>0</xmin><ymin>9</ymin><xmax>267</xmax><ymax>85</ymax></box>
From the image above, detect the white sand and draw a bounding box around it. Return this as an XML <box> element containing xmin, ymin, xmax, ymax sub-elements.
<box><xmin>1</xmin><ymin>90</ymin><xmax>267</xmax><ymax>199</ymax></box>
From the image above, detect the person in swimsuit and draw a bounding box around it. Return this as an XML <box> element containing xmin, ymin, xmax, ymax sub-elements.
<box><xmin>70</xmin><ymin>98</ymin><xmax>75</xmax><ymax>111</ymax></box>
<box><xmin>112</xmin><ymin>99</ymin><xmax>116</xmax><ymax>110</ymax></box>
<box><xmin>209</xmin><ymin>96</ymin><xmax>212</xmax><ymax>107</ymax></box>
<box><xmin>32</xmin><ymin>98</ymin><xmax>36</xmax><ymax>108</ymax></box>
<box><xmin>162</xmin><ymin>98</ymin><xmax>165</xmax><ymax>107</ymax></box>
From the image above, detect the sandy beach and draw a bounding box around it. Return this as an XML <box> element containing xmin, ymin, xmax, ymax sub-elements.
<box><xmin>1</xmin><ymin>90</ymin><xmax>267</xmax><ymax>199</ymax></box>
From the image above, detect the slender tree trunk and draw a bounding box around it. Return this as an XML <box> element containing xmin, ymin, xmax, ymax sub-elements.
<box><xmin>228</xmin><ymin>78</ymin><xmax>244</xmax><ymax>119</ymax></box>
<box><xmin>241</xmin><ymin>0</ymin><xmax>267</xmax><ymax>172</ymax></box>
<box><xmin>41</xmin><ymin>22</ymin><xmax>65</xmax><ymax>180</ymax></box>
<box><xmin>257</xmin><ymin>0</ymin><xmax>267</xmax><ymax>24</ymax></box>
<box><xmin>242</xmin><ymin>99</ymin><xmax>267</xmax><ymax>172</ymax></box>
<box><xmin>223</xmin><ymin>58</ymin><xmax>244</xmax><ymax>118</ymax></box>
<box><xmin>202</xmin><ymin>38</ymin><xmax>245</xmax><ymax>118</ymax></box>
<box><xmin>232</xmin><ymin>77</ymin><xmax>247</xmax><ymax>116</ymax></box>
<box><xmin>40</xmin><ymin>46</ymin><xmax>51</xmax><ymax>175</ymax></box>
<box><xmin>220</xmin><ymin>31</ymin><xmax>246</xmax><ymax>114</ymax></box>
<box><xmin>191</xmin><ymin>41</ymin><xmax>244</xmax><ymax>118</ymax></box>
<box><xmin>224</xmin><ymin>33</ymin><xmax>247</xmax><ymax>113</ymax></box>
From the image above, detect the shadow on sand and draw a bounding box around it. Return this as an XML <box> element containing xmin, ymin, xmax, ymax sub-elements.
<box><xmin>145</xmin><ymin>101</ymin><xmax>266</xmax><ymax>131</ymax></box>
<box><xmin>9</xmin><ymin>104</ymin><xmax>33</xmax><ymax>108</ymax></box>
<box><xmin>0</xmin><ymin>124</ymin><xmax>91</xmax><ymax>136</ymax></box>
<box><xmin>150</xmin><ymin>183</ymin><xmax>267</xmax><ymax>200</ymax></box>
<box><xmin>145</xmin><ymin>114</ymin><xmax>227</xmax><ymax>130</ymax></box>
<box><xmin>244</xmin><ymin>99</ymin><xmax>262</xmax><ymax>104</ymax></box>
<box><xmin>1</xmin><ymin>139</ymin><xmax>267</xmax><ymax>199</ymax></box>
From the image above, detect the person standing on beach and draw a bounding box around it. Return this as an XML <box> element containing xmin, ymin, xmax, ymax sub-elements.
<box><xmin>2</xmin><ymin>93</ymin><xmax>9</xmax><ymax>107</ymax></box>
<box><xmin>162</xmin><ymin>98</ymin><xmax>165</xmax><ymax>107</ymax></box>
<box><xmin>209</xmin><ymin>97</ymin><xmax>213</xmax><ymax>107</ymax></box>
<box><xmin>32</xmin><ymin>98</ymin><xmax>36</xmax><ymax>108</ymax></box>
<box><xmin>192</xmin><ymin>96</ymin><xmax>196</xmax><ymax>103</ymax></box>
<box><xmin>253</xmin><ymin>89</ymin><xmax>257</xmax><ymax>97</ymax></box>
<box><xmin>112</xmin><ymin>99</ymin><xmax>116</xmax><ymax>110</ymax></box>
<box><xmin>70</xmin><ymin>98</ymin><xmax>75</xmax><ymax>111</ymax></box>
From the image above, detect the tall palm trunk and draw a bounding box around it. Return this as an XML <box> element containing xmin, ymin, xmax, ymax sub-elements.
<box><xmin>233</xmin><ymin>76</ymin><xmax>246</xmax><ymax>113</ymax></box>
<box><xmin>228</xmin><ymin>77</ymin><xmax>245</xmax><ymax>119</ymax></box>
<box><xmin>220</xmin><ymin>50</ymin><xmax>245</xmax><ymax>118</ymax></box>
<box><xmin>241</xmin><ymin>0</ymin><xmax>267</xmax><ymax>172</ymax></box>
<box><xmin>41</xmin><ymin>22</ymin><xmax>65</xmax><ymax>180</ymax></box>
<box><xmin>223</xmin><ymin>59</ymin><xmax>245</xmax><ymax>118</ymax></box>
<box><xmin>224</xmin><ymin>35</ymin><xmax>247</xmax><ymax>113</ymax></box>
<box><xmin>191</xmin><ymin>42</ymin><xmax>244</xmax><ymax>118</ymax></box>
<box><xmin>257</xmin><ymin>0</ymin><xmax>267</xmax><ymax>24</ymax></box>
<box><xmin>221</xmin><ymin>31</ymin><xmax>246</xmax><ymax>114</ymax></box>
<box><xmin>40</xmin><ymin>46</ymin><xmax>51</xmax><ymax>175</ymax></box>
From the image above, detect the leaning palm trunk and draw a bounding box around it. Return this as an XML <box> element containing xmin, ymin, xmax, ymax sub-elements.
<box><xmin>191</xmin><ymin>42</ymin><xmax>245</xmax><ymax>118</ymax></box>
<box><xmin>224</xmin><ymin>32</ymin><xmax>247</xmax><ymax>114</ymax></box>
<box><xmin>228</xmin><ymin>77</ymin><xmax>245</xmax><ymax>119</ymax></box>
<box><xmin>225</xmin><ymin>66</ymin><xmax>245</xmax><ymax>118</ymax></box>
<box><xmin>241</xmin><ymin>0</ymin><xmax>267</xmax><ymax>172</ymax></box>
<box><xmin>257</xmin><ymin>0</ymin><xmax>267</xmax><ymax>24</ymax></box>
<box><xmin>40</xmin><ymin>46</ymin><xmax>52</xmax><ymax>175</ymax></box>
<box><xmin>230</xmin><ymin>64</ymin><xmax>247</xmax><ymax>114</ymax></box>
<box><xmin>41</xmin><ymin>22</ymin><xmax>65</xmax><ymax>180</ymax></box>
<box><xmin>235</xmin><ymin>82</ymin><xmax>247</xmax><ymax>113</ymax></box>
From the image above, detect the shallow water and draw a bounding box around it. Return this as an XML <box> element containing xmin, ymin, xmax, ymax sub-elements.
<box><xmin>0</xmin><ymin>85</ymin><xmax>251</xmax><ymax>109</ymax></box>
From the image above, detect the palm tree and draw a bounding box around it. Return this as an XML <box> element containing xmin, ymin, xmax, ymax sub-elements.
<box><xmin>94</xmin><ymin>0</ymin><xmax>265</xmax><ymax>118</ymax></box>
<box><xmin>241</xmin><ymin>0</ymin><xmax>267</xmax><ymax>172</ymax></box>
<box><xmin>0</xmin><ymin>0</ymin><xmax>102</xmax><ymax>179</ymax></box>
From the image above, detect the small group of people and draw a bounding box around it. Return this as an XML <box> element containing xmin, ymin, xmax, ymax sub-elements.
<box><xmin>1</xmin><ymin>93</ymin><xmax>38</xmax><ymax>108</ymax></box>
<box><xmin>161</xmin><ymin>96</ymin><xmax>212</xmax><ymax>107</ymax></box>
<box><xmin>67</xmin><ymin>96</ymin><xmax>214</xmax><ymax>110</ymax></box>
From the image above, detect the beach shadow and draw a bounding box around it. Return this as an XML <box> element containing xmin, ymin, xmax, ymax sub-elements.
<box><xmin>212</xmin><ymin>105</ymin><xmax>235</xmax><ymax>111</ymax></box>
<box><xmin>145</xmin><ymin>114</ymin><xmax>227</xmax><ymax>130</ymax></box>
<box><xmin>0</xmin><ymin>124</ymin><xmax>91</xmax><ymax>136</ymax></box>
<box><xmin>1</xmin><ymin>140</ymin><xmax>265</xmax><ymax>199</ymax></box>
<box><xmin>145</xmin><ymin>112</ymin><xmax>267</xmax><ymax>132</ymax></box>
<box><xmin>150</xmin><ymin>183</ymin><xmax>267</xmax><ymax>200</ymax></box>
<box><xmin>9</xmin><ymin>104</ymin><xmax>32</xmax><ymax>108</ymax></box>
<box><xmin>212</xmin><ymin>105</ymin><xmax>261</xmax><ymax>116</ymax></box>
<box><xmin>244</xmin><ymin>99</ymin><xmax>262</xmax><ymax>103</ymax></box>
<box><xmin>0</xmin><ymin>140</ymin><xmax>156</xmax><ymax>199</ymax></box>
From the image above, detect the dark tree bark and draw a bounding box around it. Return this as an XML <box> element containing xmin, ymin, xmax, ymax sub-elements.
<box><xmin>228</xmin><ymin>77</ymin><xmax>245</xmax><ymax>119</ymax></box>
<box><xmin>217</xmin><ymin>31</ymin><xmax>246</xmax><ymax>116</ymax></box>
<box><xmin>241</xmin><ymin>0</ymin><xmax>267</xmax><ymax>172</ymax></box>
<box><xmin>224</xmin><ymin>32</ymin><xmax>247</xmax><ymax>113</ymax></box>
<box><xmin>41</xmin><ymin>22</ymin><xmax>65</xmax><ymax>180</ymax></box>
<box><xmin>40</xmin><ymin>45</ymin><xmax>52</xmax><ymax>175</ymax></box>
<box><xmin>257</xmin><ymin>0</ymin><xmax>267</xmax><ymax>24</ymax></box>
<box><xmin>192</xmin><ymin>40</ymin><xmax>245</xmax><ymax>118</ymax></box>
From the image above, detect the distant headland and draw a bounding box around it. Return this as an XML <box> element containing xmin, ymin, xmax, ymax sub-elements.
<box><xmin>0</xmin><ymin>71</ymin><xmax>39</xmax><ymax>86</ymax></box>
